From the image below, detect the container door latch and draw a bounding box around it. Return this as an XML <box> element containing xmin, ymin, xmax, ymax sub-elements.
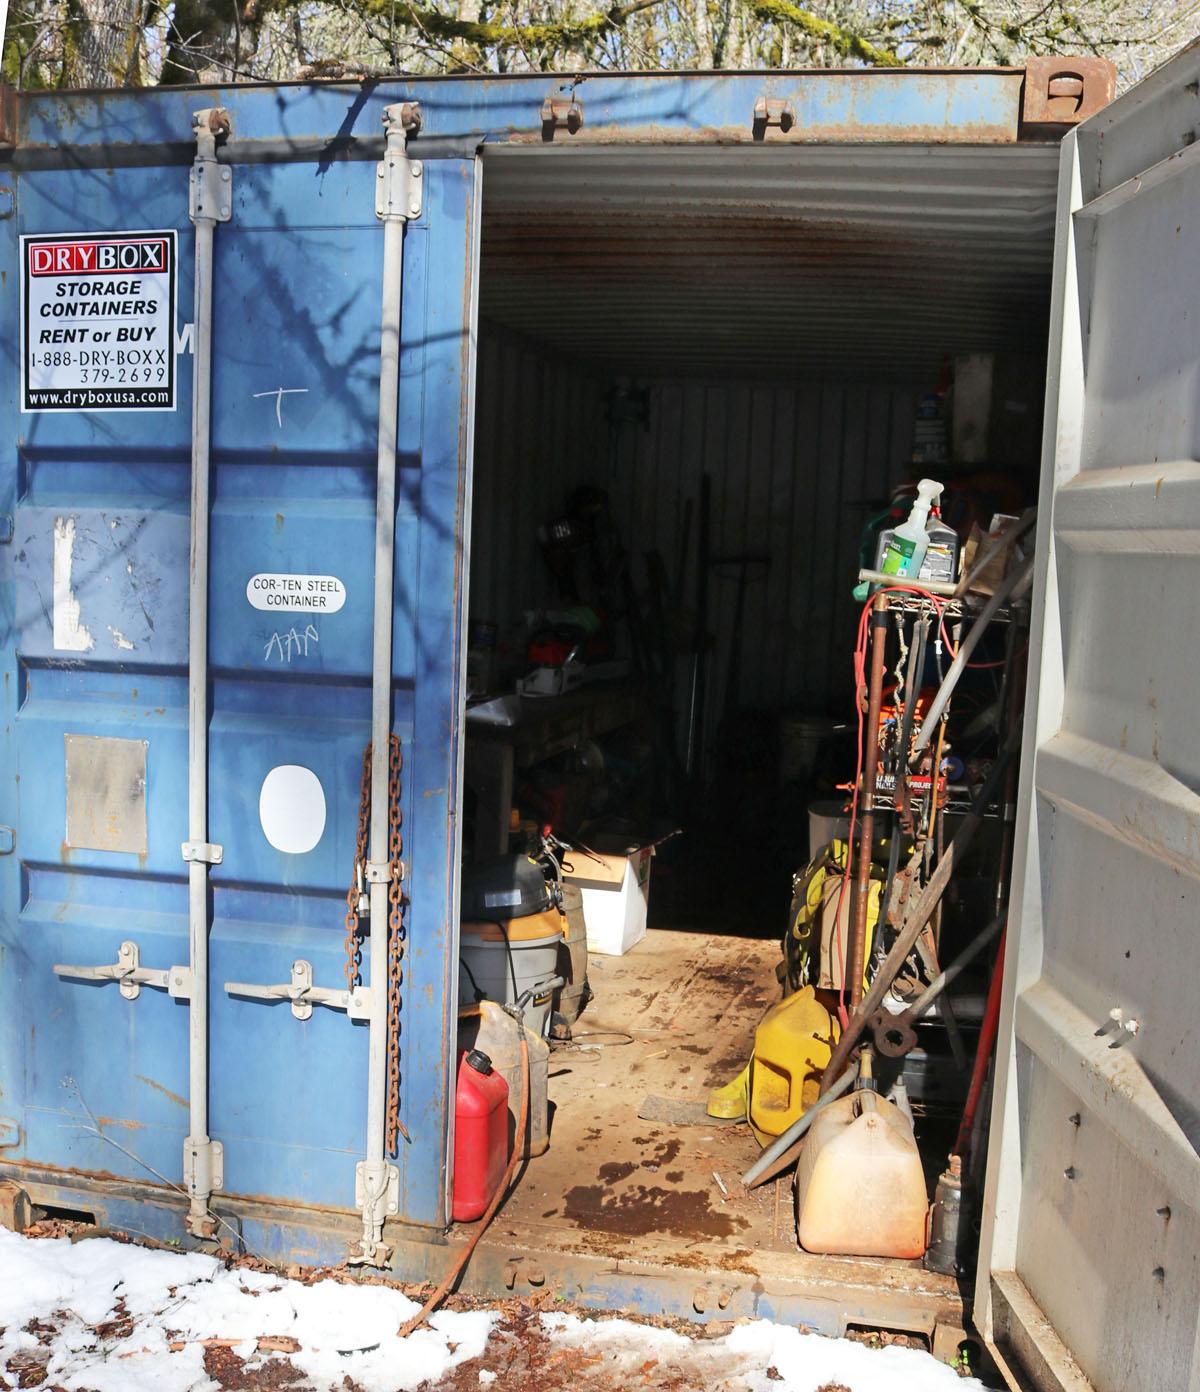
<box><xmin>224</xmin><ymin>959</ymin><xmax>373</xmax><ymax>1021</ymax></box>
<box><xmin>53</xmin><ymin>940</ymin><xmax>192</xmax><ymax>1002</ymax></box>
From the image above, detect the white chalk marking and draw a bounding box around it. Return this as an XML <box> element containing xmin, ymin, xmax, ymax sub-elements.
<box><xmin>252</xmin><ymin>386</ymin><xmax>309</xmax><ymax>428</ymax></box>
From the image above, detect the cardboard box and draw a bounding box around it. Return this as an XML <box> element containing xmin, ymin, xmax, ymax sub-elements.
<box><xmin>564</xmin><ymin>845</ymin><xmax>653</xmax><ymax>956</ymax></box>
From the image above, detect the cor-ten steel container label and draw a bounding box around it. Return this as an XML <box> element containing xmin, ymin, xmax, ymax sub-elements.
<box><xmin>20</xmin><ymin>229</ymin><xmax>177</xmax><ymax>413</ymax></box>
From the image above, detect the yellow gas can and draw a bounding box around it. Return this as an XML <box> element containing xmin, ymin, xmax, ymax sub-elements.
<box><xmin>707</xmin><ymin>986</ymin><xmax>839</xmax><ymax>1145</ymax></box>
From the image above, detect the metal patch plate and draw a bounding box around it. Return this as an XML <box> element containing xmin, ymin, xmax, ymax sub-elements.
<box><xmin>64</xmin><ymin>733</ymin><xmax>148</xmax><ymax>855</ymax></box>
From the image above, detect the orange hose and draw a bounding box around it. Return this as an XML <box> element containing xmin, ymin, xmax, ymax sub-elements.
<box><xmin>398</xmin><ymin>1033</ymin><xmax>530</xmax><ymax>1337</ymax></box>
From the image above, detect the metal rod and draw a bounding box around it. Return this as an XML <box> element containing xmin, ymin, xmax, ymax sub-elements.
<box><xmin>742</xmin><ymin>1061</ymin><xmax>859</xmax><ymax>1189</ymax></box>
<box><xmin>847</xmin><ymin>598</ymin><xmax>888</xmax><ymax>1006</ymax></box>
<box><xmin>906</xmin><ymin>912</ymin><xmax>1005</xmax><ymax>1022</ymax></box>
<box><xmin>911</xmin><ymin>552</ymin><xmax>1035</xmax><ymax>757</ymax></box>
<box><xmin>183</xmin><ymin>107</ymin><xmax>231</xmax><ymax>1240</ymax></box>
<box><xmin>355</xmin><ymin>101</ymin><xmax>420</xmax><ymax>1266</ymax></box>
<box><xmin>819</xmin><ymin>742</ymin><xmax>1015</xmax><ymax>1094</ymax></box>
<box><xmin>857</xmin><ymin>567</ymin><xmax>957</xmax><ymax>596</ymax></box>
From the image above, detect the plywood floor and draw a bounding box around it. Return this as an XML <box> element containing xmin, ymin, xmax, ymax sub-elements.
<box><xmin>485</xmin><ymin>929</ymin><xmax>964</xmax><ymax>1328</ymax></box>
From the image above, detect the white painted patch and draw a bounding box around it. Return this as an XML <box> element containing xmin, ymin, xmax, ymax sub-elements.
<box><xmin>107</xmin><ymin>625</ymin><xmax>134</xmax><ymax>651</ymax></box>
<box><xmin>259</xmin><ymin>765</ymin><xmax>326</xmax><ymax>854</ymax></box>
<box><xmin>52</xmin><ymin>516</ymin><xmax>94</xmax><ymax>652</ymax></box>
<box><xmin>248</xmin><ymin>573</ymin><xmax>345</xmax><ymax>613</ymax></box>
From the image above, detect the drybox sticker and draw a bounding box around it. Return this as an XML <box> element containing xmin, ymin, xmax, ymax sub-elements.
<box><xmin>247</xmin><ymin>573</ymin><xmax>347</xmax><ymax>613</ymax></box>
<box><xmin>21</xmin><ymin>230</ymin><xmax>177</xmax><ymax>412</ymax></box>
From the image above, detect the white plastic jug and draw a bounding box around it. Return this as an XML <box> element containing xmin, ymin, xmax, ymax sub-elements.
<box><xmin>794</xmin><ymin>1058</ymin><xmax>928</xmax><ymax>1259</ymax></box>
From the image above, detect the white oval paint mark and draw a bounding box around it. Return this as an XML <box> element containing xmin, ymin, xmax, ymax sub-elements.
<box><xmin>259</xmin><ymin>765</ymin><xmax>326</xmax><ymax>854</ymax></box>
<box><xmin>247</xmin><ymin>572</ymin><xmax>346</xmax><ymax>614</ymax></box>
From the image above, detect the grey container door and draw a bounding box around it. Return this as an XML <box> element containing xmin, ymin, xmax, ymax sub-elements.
<box><xmin>976</xmin><ymin>43</ymin><xmax>1200</xmax><ymax>1392</ymax></box>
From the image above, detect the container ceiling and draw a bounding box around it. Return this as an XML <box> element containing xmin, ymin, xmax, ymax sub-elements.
<box><xmin>478</xmin><ymin>143</ymin><xmax>1061</xmax><ymax>382</ymax></box>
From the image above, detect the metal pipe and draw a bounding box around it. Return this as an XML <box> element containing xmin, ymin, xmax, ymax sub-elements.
<box><xmin>905</xmin><ymin>912</ymin><xmax>1005</xmax><ymax>1022</ymax></box>
<box><xmin>847</xmin><ymin>598</ymin><xmax>888</xmax><ymax>1006</ymax></box>
<box><xmin>183</xmin><ymin>107</ymin><xmax>232</xmax><ymax>1240</ymax></box>
<box><xmin>856</xmin><ymin>567</ymin><xmax>957</xmax><ymax>596</ymax></box>
<box><xmin>356</xmin><ymin>101</ymin><xmax>422</xmax><ymax>1266</ymax></box>
<box><xmin>742</xmin><ymin>1061</ymin><xmax>859</xmax><ymax>1189</ymax></box>
<box><xmin>819</xmin><ymin>742</ymin><xmax>1015</xmax><ymax>1094</ymax></box>
<box><xmin>911</xmin><ymin>551</ymin><xmax>1035</xmax><ymax>757</ymax></box>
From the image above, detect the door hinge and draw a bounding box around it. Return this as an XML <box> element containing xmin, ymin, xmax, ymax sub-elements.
<box><xmin>375</xmin><ymin>154</ymin><xmax>422</xmax><ymax>222</ymax></box>
<box><xmin>1021</xmin><ymin>57</ymin><xmax>1115</xmax><ymax>126</ymax></box>
<box><xmin>376</xmin><ymin>102</ymin><xmax>423</xmax><ymax>222</ymax></box>
<box><xmin>183</xmin><ymin>1137</ymin><xmax>224</xmax><ymax>1197</ymax></box>
<box><xmin>189</xmin><ymin>108</ymin><xmax>233</xmax><ymax>223</ymax></box>
<box><xmin>541</xmin><ymin>94</ymin><xmax>583</xmax><ymax>141</ymax></box>
<box><xmin>752</xmin><ymin>96</ymin><xmax>796</xmax><ymax>139</ymax></box>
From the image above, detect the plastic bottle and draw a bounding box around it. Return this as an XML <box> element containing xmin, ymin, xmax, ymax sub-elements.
<box><xmin>793</xmin><ymin>1049</ymin><xmax>928</xmax><ymax>1258</ymax></box>
<box><xmin>880</xmin><ymin>479</ymin><xmax>943</xmax><ymax>579</ymax></box>
<box><xmin>451</xmin><ymin>1049</ymin><xmax>510</xmax><ymax>1222</ymax></box>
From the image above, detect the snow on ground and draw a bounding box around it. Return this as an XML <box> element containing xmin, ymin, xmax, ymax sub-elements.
<box><xmin>0</xmin><ymin>1228</ymin><xmax>987</xmax><ymax>1391</ymax></box>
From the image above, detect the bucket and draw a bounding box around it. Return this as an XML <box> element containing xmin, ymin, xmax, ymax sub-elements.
<box><xmin>459</xmin><ymin>907</ymin><xmax>563</xmax><ymax>1037</ymax></box>
<box><xmin>461</xmin><ymin>1000</ymin><xmax>551</xmax><ymax>1159</ymax></box>
<box><xmin>807</xmin><ymin>800</ymin><xmax>851</xmax><ymax>861</ymax></box>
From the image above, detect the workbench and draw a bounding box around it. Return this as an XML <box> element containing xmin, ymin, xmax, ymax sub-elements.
<box><xmin>464</xmin><ymin>681</ymin><xmax>644</xmax><ymax>858</ymax></box>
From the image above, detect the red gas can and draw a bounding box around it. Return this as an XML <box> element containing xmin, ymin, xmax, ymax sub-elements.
<box><xmin>452</xmin><ymin>1049</ymin><xmax>510</xmax><ymax>1222</ymax></box>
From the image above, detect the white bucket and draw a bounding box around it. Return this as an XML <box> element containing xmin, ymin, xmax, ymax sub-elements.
<box><xmin>459</xmin><ymin>909</ymin><xmax>563</xmax><ymax>1038</ymax></box>
<box><xmin>807</xmin><ymin>799</ymin><xmax>851</xmax><ymax>861</ymax></box>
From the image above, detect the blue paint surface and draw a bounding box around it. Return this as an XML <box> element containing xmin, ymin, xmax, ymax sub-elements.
<box><xmin>0</xmin><ymin>94</ymin><xmax>477</xmax><ymax>1237</ymax></box>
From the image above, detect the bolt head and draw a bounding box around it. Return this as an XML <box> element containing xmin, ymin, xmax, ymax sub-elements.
<box><xmin>409</xmin><ymin>202</ymin><xmax>420</xmax><ymax>216</ymax></box>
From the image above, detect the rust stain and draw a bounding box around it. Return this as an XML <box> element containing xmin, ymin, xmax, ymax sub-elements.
<box><xmin>135</xmin><ymin>1075</ymin><xmax>187</xmax><ymax>1109</ymax></box>
<box><xmin>503</xmin><ymin>119</ymin><xmax>1017</xmax><ymax>147</ymax></box>
<box><xmin>563</xmin><ymin>1182</ymin><xmax>749</xmax><ymax>1240</ymax></box>
<box><xmin>95</xmin><ymin>1116</ymin><xmax>143</xmax><ymax>1131</ymax></box>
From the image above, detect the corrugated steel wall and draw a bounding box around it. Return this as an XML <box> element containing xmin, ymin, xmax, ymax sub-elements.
<box><xmin>471</xmin><ymin>325</ymin><xmax>917</xmax><ymax>718</ymax></box>
<box><xmin>469</xmin><ymin>322</ymin><xmax>610</xmax><ymax>638</ymax></box>
<box><xmin>609</xmin><ymin>380</ymin><xmax>916</xmax><ymax>720</ymax></box>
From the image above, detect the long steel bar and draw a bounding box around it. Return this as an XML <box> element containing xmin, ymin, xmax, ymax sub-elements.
<box><xmin>356</xmin><ymin>101</ymin><xmax>420</xmax><ymax>1264</ymax></box>
<box><xmin>183</xmin><ymin>107</ymin><xmax>231</xmax><ymax>1239</ymax></box>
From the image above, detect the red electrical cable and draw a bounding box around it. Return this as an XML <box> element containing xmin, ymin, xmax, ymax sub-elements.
<box><xmin>955</xmin><ymin>930</ymin><xmax>1006</xmax><ymax>1161</ymax></box>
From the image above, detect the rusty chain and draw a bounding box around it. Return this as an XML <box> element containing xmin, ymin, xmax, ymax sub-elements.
<box><xmin>344</xmin><ymin>734</ymin><xmax>409</xmax><ymax>1152</ymax></box>
<box><xmin>343</xmin><ymin>744</ymin><xmax>372</xmax><ymax>991</ymax></box>
<box><xmin>385</xmin><ymin>732</ymin><xmax>409</xmax><ymax>1150</ymax></box>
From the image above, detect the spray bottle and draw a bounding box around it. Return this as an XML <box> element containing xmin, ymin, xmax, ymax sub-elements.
<box><xmin>880</xmin><ymin>478</ymin><xmax>943</xmax><ymax>579</ymax></box>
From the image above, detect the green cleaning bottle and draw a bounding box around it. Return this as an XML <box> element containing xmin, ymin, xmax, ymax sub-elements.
<box><xmin>880</xmin><ymin>478</ymin><xmax>943</xmax><ymax>579</ymax></box>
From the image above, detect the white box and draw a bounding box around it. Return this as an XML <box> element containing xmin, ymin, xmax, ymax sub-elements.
<box><xmin>565</xmin><ymin>845</ymin><xmax>652</xmax><ymax>956</ymax></box>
